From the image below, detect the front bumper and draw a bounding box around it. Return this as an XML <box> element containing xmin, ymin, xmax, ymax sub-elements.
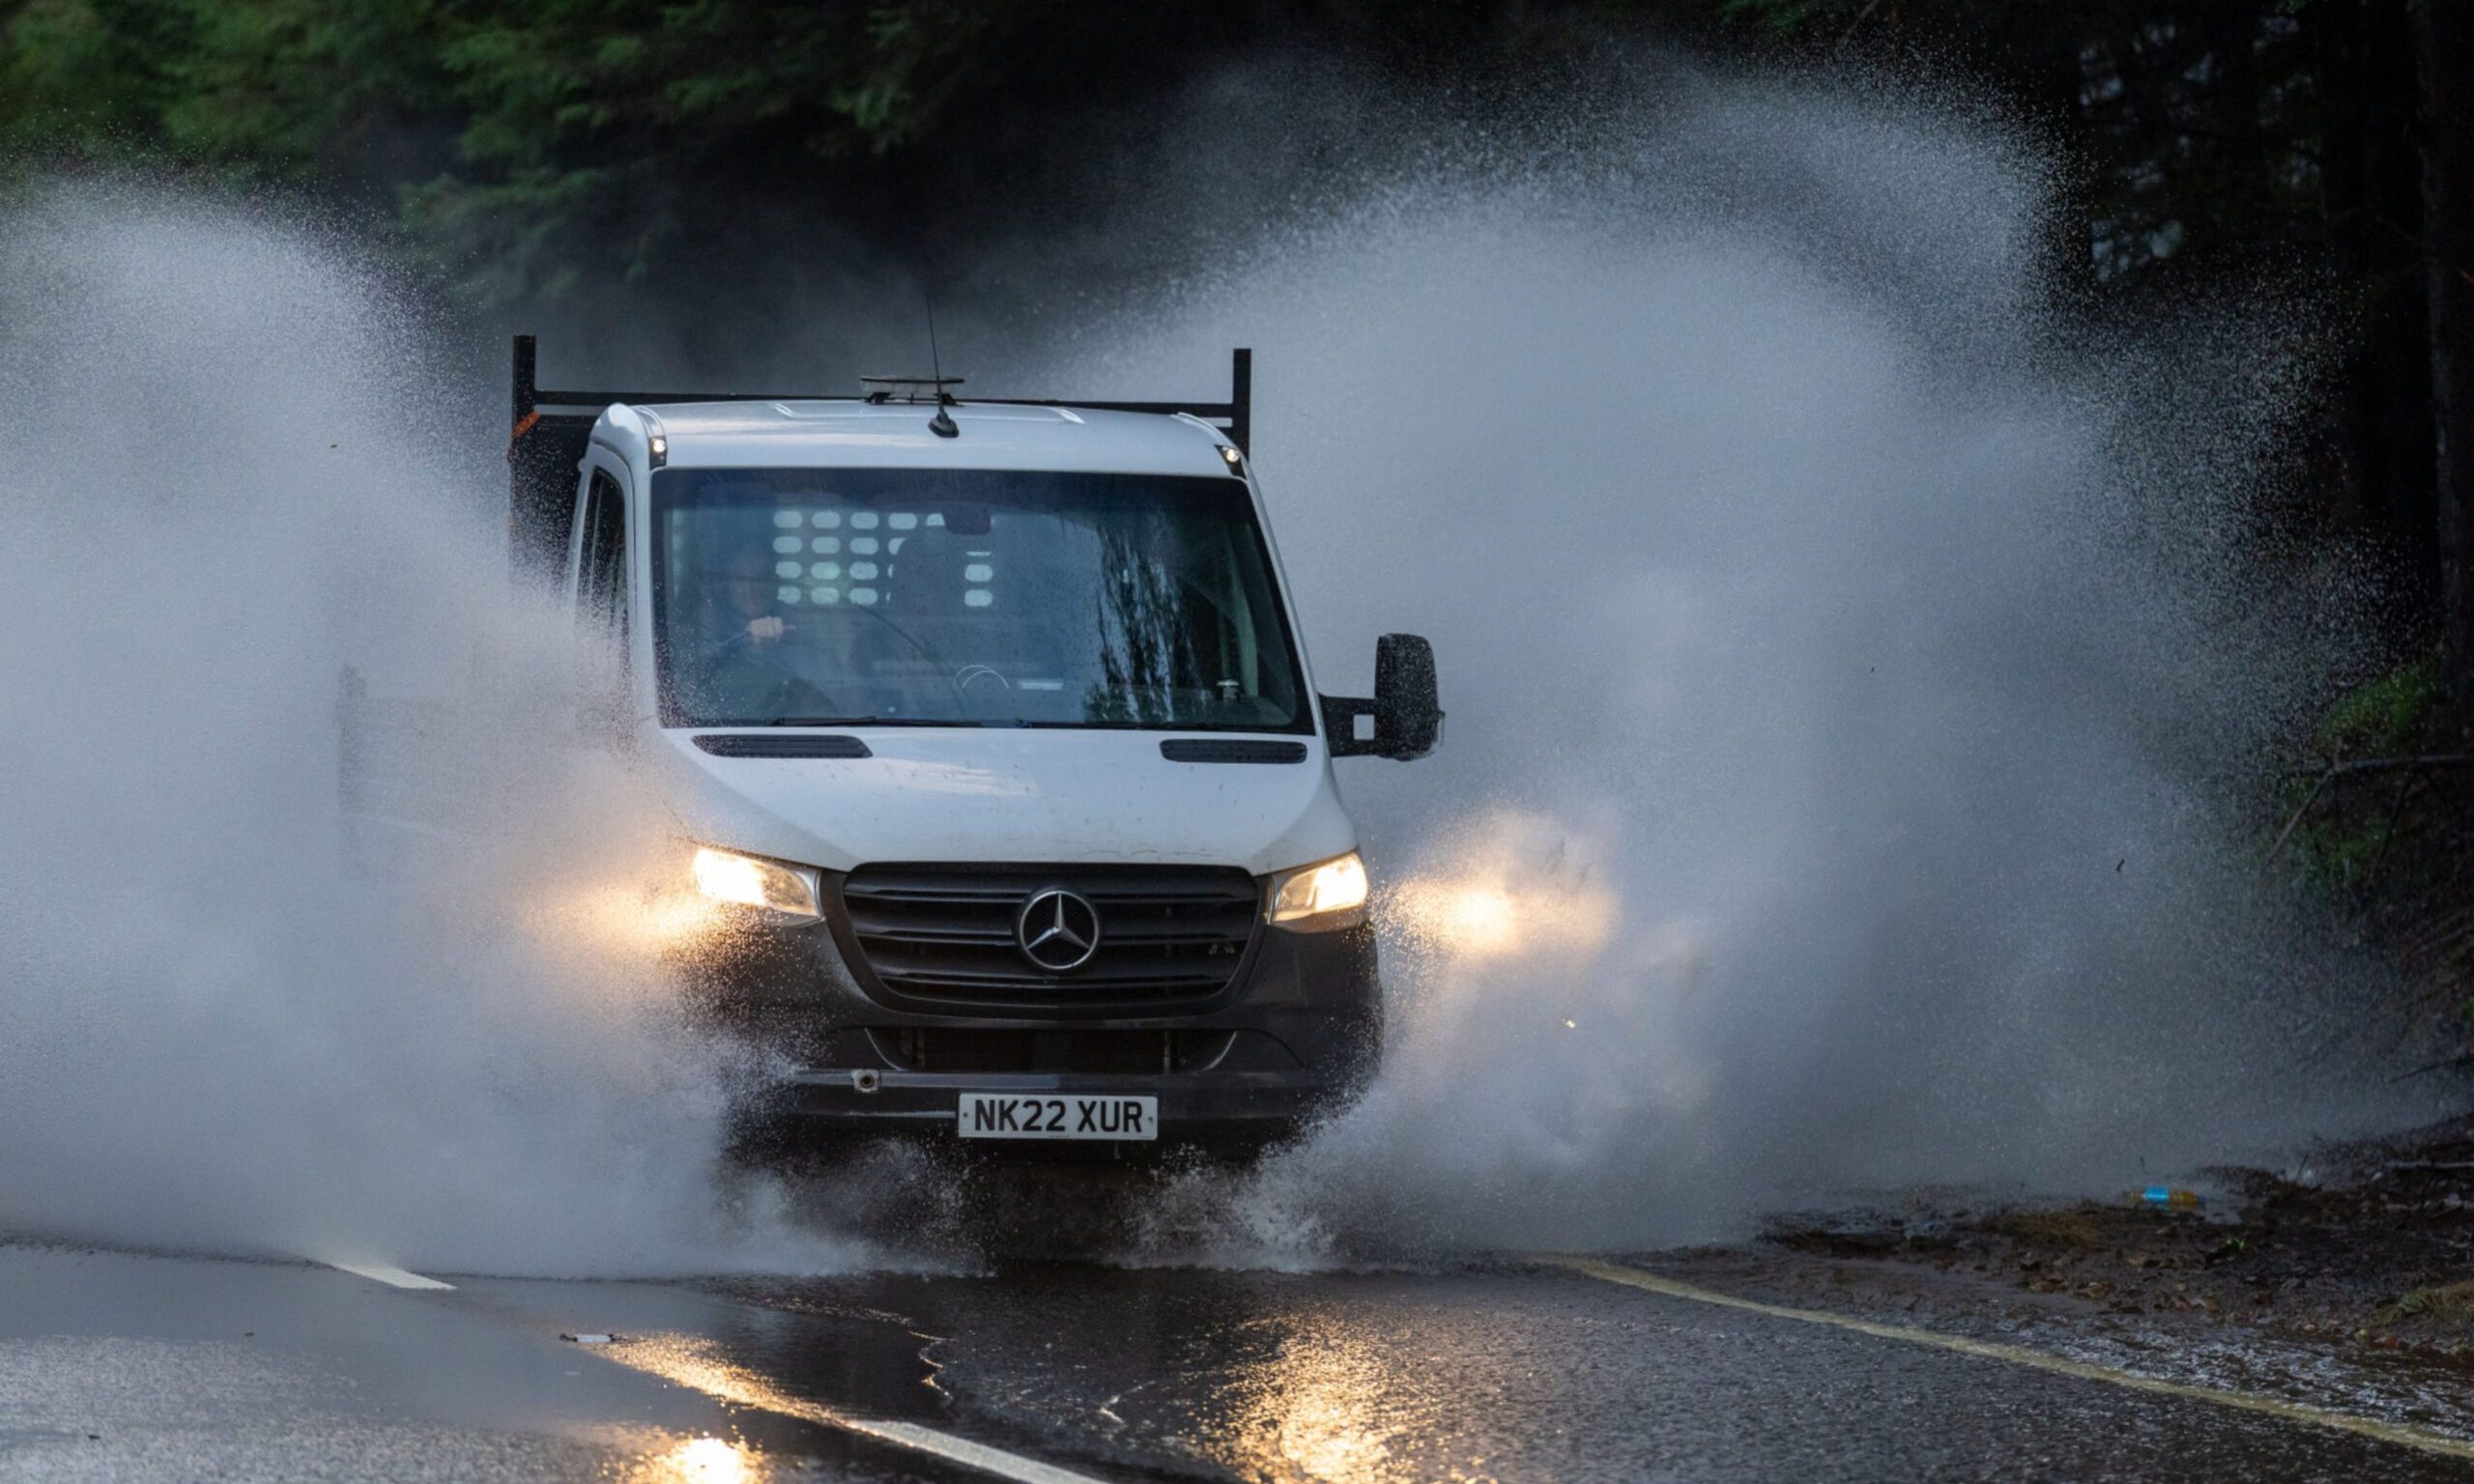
<box><xmin>689</xmin><ymin>902</ymin><xmax>1381</xmax><ymax>1151</ymax></box>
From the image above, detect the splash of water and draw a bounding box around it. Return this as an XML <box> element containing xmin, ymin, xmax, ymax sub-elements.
<box><xmin>0</xmin><ymin>183</ymin><xmax>857</xmax><ymax>1275</ymax></box>
<box><xmin>1095</xmin><ymin>66</ymin><xmax>2431</xmax><ymax>1261</ymax></box>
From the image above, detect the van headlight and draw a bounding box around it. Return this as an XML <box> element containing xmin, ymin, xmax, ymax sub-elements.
<box><xmin>691</xmin><ymin>845</ymin><xmax>822</xmax><ymax>923</ymax></box>
<box><xmin>1266</xmin><ymin>851</ymin><xmax>1369</xmax><ymax>931</ymax></box>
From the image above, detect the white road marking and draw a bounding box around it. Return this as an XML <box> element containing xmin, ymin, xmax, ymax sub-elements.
<box><xmin>1544</xmin><ymin>1255</ymin><xmax>2474</xmax><ymax>1465</ymax></box>
<box><xmin>321</xmin><ymin>1260</ymin><xmax>455</xmax><ymax>1291</ymax></box>
<box><xmin>297</xmin><ymin>1262</ymin><xmax>1092</xmax><ymax>1480</ymax></box>
<box><xmin>596</xmin><ymin>1333</ymin><xmax>1108</xmax><ymax>1484</ymax></box>
<box><xmin>839</xmin><ymin>1419</ymin><xmax>1108</xmax><ymax>1484</ymax></box>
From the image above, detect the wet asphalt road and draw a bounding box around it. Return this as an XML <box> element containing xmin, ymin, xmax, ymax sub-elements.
<box><xmin>4</xmin><ymin>1238</ymin><xmax>2470</xmax><ymax>1482</ymax></box>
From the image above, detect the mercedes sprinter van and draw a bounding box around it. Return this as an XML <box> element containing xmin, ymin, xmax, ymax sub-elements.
<box><xmin>503</xmin><ymin>339</ymin><xmax>1439</xmax><ymax>1154</ymax></box>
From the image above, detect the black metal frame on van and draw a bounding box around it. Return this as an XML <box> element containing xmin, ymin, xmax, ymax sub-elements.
<box><xmin>505</xmin><ymin>333</ymin><xmax>1251</xmax><ymax>577</ymax></box>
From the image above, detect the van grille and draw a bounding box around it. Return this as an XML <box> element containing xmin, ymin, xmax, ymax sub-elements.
<box><xmin>836</xmin><ymin>864</ymin><xmax>1262</xmax><ymax>1010</ymax></box>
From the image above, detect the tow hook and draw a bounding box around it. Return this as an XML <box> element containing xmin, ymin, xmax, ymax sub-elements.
<box><xmin>850</xmin><ymin>1070</ymin><xmax>881</xmax><ymax>1095</ymax></box>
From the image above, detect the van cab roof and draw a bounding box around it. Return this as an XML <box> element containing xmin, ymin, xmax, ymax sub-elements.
<box><xmin>592</xmin><ymin>400</ymin><xmax>1241</xmax><ymax>479</ymax></box>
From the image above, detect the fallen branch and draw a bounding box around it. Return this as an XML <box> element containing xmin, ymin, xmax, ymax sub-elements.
<box><xmin>2260</xmin><ymin>765</ymin><xmax>2335</xmax><ymax>870</ymax></box>
<box><xmin>2276</xmin><ymin>754</ymin><xmax>2474</xmax><ymax>783</ymax></box>
<box><xmin>2362</xmin><ymin>761</ymin><xmax>2431</xmax><ymax>877</ymax></box>
<box><xmin>2391</xmin><ymin>1053</ymin><xmax>2474</xmax><ymax>1083</ymax></box>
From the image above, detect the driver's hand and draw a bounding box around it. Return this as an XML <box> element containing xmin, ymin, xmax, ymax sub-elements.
<box><xmin>747</xmin><ymin>616</ymin><xmax>786</xmax><ymax>642</ymax></box>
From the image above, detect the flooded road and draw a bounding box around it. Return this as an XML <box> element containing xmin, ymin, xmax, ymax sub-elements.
<box><xmin>6</xmin><ymin>1238</ymin><xmax>2470</xmax><ymax>1481</ymax></box>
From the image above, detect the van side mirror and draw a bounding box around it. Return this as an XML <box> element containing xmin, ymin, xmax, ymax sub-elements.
<box><xmin>1321</xmin><ymin>633</ymin><xmax>1442</xmax><ymax>760</ymax></box>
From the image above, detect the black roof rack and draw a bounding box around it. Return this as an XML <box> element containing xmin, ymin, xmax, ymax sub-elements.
<box><xmin>859</xmin><ymin>374</ymin><xmax>966</xmax><ymax>405</ymax></box>
<box><xmin>505</xmin><ymin>333</ymin><xmax>1252</xmax><ymax>577</ymax></box>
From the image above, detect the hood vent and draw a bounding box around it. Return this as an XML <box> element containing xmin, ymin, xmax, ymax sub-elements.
<box><xmin>693</xmin><ymin>733</ymin><xmax>872</xmax><ymax>758</ymax></box>
<box><xmin>1159</xmin><ymin>739</ymin><xmax>1308</xmax><ymax>764</ymax></box>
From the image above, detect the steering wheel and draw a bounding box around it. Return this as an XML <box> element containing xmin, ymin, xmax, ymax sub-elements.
<box><xmin>707</xmin><ymin>624</ymin><xmax>778</xmax><ymax>657</ymax></box>
<box><xmin>704</xmin><ymin>613</ymin><xmax>980</xmax><ymax>718</ymax></box>
<box><xmin>698</xmin><ymin>627</ymin><xmax>842</xmax><ymax>717</ymax></box>
<box><xmin>756</xmin><ymin>671</ymin><xmax>840</xmax><ymax>722</ymax></box>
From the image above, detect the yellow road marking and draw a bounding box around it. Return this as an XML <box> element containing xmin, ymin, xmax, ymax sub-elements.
<box><xmin>1541</xmin><ymin>1256</ymin><xmax>2474</xmax><ymax>1464</ymax></box>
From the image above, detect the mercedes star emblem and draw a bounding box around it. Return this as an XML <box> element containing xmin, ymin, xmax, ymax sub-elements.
<box><xmin>1016</xmin><ymin>887</ymin><xmax>1102</xmax><ymax>972</ymax></box>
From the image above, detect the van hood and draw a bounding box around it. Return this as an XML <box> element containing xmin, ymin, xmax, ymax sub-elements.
<box><xmin>651</xmin><ymin>728</ymin><xmax>1354</xmax><ymax>875</ymax></box>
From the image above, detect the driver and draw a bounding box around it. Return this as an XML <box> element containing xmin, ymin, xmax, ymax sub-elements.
<box><xmin>679</xmin><ymin>546</ymin><xmax>804</xmax><ymax>716</ymax></box>
<box><xmin>714</xmin><ymin>546</ymin><xmax>791</xmax><ymax>648</ymax></box>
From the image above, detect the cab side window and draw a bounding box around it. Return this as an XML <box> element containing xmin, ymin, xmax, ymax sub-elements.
<box><xmin>580</xmin><ymin>469</ymin><xmax>628</xmax><ymax>642</ymax></box>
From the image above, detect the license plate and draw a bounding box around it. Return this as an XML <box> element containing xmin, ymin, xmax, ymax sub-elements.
<box><xmin>956</xmin><ymin>1092</ymin><xmax>1158</xmax><ymax>1142</ymax></box>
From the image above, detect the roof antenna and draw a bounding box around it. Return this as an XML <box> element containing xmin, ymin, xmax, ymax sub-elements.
<box><xmin>925</xmin><ymin>297</ymin><xmax>959</xmax><ymax>439</ymax></box>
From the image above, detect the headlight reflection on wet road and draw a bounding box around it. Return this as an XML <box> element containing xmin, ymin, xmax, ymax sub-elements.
<box><xmin>1223</xmin><ymin>1320</ymin><xmax>1406</xmax><ymax>1482</ymax></box>
<box><xmin>597</xmin><ymin>1332</ymin><xmax>1111</xmax><ymax>1484</ymax></box>
<box><xmin>626</xmin><ymin>1434</ymin><xmax>762</xmax><ymax>1484</ymax></box>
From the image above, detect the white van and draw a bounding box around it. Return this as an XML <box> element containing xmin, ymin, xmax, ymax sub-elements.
<box><xmin>505</xmin><ymin>338</ymin><xmax>1439</xmax><ymax>1155</ymax></box>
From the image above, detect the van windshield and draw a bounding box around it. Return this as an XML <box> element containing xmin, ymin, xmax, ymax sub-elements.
<box><xmin>650</xmin><ymin>468</ymin><xmax>1311</xmax><ymax>731</ymax></box>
